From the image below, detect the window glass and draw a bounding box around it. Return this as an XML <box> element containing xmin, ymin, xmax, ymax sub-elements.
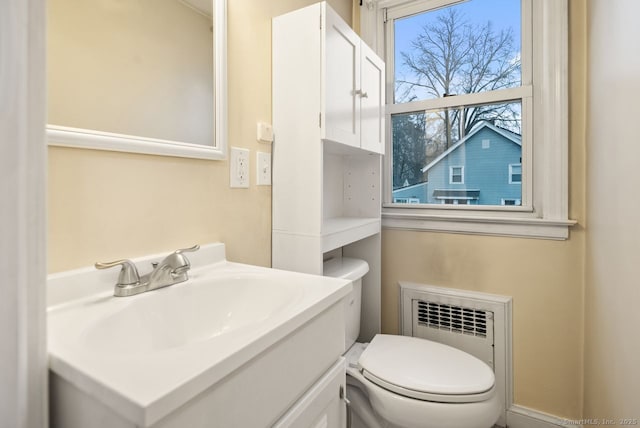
<box><xmin>392</xmin><ymin>111</ymin><xmax>428</xmax><ymax>189</ymax></box>
<box><xmin>392</xmin><ymin>100</ymin><xmax>522</xmax><ymax>206</ymax></box>
<box><xmin>394</xmin><ymin>0</ymin><xmax>521</xmax><ymax>103</ymax></box>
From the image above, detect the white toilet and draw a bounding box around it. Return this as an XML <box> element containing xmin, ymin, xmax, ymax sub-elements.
<box><xmin>323</xmin><ymin>257</ymin><xmax>502</xmax><ymax>428</ymax></box>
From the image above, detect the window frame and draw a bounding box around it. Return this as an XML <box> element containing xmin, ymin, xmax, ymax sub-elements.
<box><xmin>359</xmin><ymin>0</ymin><xmax>574</xmax><ymax>239</ymax></box>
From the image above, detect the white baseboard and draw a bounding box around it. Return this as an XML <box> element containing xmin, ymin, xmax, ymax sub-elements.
<box><xmin>506</xmin><ymin>405</ymin><xmax>580</xmax><ymax>428</ymax></box>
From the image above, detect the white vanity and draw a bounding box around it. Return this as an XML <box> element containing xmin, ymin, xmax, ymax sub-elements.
<box><xmin>47</xmin><ymin>243</ymin><xmax>352</xmax><ymax>427</ymax></box>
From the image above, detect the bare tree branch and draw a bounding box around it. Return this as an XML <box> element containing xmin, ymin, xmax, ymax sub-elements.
<box><xmin>393</xmin><ymin>6</ymin><xmax>521</xmax><ymax>188</ymax></box>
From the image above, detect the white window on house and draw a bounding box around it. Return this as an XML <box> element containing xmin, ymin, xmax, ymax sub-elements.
<box><xmin>394</xmin><ymin>197</ymin><xmax>421</xmax><ymax>204</ymax></box>
<box><xmin>509</xmin><ymin>164</ymin><xmax>522</xmax><ymax>184</ymax></box>
<box><xmin>360</xmin><ymin>0</ymin><xmax>574</xmax><ymax>239</ymax></box>
<box><xmin>449</xmin><ymin>166</ymin><xmax>464</xmax><ymax>184</ymax></box>
<box><xmin>443</xmin><ymin>199</ymin><xmax>469</xmax><ymax>205</ymax></box>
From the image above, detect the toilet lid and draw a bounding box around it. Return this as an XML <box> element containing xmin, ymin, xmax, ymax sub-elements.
<box><xmin>358</xmin><ymin>335</ymin><xmax>496</xmax><ymax>403</ymax></box>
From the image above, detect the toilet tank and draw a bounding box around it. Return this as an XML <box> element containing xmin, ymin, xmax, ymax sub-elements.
<box><xmin>323</xmin><ymin>257</ymin><xmax>369</xmax><ymax>351</ymax></box>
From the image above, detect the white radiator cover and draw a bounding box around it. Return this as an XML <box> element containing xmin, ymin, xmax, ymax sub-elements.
<box><xmin>413</xmin><ymin>299</ymin><xmax>495</xmax><ymax>369</ymax></box>
<box><xmin>400</xmin><ymin>282</ymin><xmax>512</xmax><ymax>428</ymax></box>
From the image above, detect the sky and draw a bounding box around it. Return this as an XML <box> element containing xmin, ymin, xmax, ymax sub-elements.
<box><xmin>394</xmin><ymin>0</ymin><xmax>521</xmax><ymax>100</ymax></box>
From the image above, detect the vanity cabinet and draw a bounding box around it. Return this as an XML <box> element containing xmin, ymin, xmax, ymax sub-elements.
<box><xmin>47</xmin><ymin>244</ymin><xmax>352</xmax><ymax>428</ymax></box>
<box><xmin>50</xmin><ymin>294</ymin><xmax>348</xmax><ymax>428</ymax></box>
<box><xmin>272</xmin><ymin>2</ymin><xmax>382</xmax><ymax>343</ymax></box>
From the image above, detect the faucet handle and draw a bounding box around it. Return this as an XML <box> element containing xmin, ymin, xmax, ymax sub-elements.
<box><xmin>174</xmin><ymin>244</ymin><xmax>200</xmax><ymax>254</ymax></box>
<box><xmin>165</xmin><ymin>245</ymin><xmax>200</xmax><ymax>276</ymax></box>
<box><xmin>95</xmin><ymin>259</ymin><xmax>140</xmax><ymax>286</ymax></box>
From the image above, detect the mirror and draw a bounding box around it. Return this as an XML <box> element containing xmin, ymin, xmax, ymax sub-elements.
<box><xmin>46</xmin><ymin>0</ymin><xmax>227</xmax><ymax>160</ymax></box>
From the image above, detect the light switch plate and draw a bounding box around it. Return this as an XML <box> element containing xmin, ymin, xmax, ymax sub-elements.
<box><xmin>230</xmin><ymin>147</ymin><xmax>249</xmax><ymax>188</ymax></box>
<box><xmin>256</xmin><ymin>151</ymin><xmax>271</xmax><ymax>186</ymax></box>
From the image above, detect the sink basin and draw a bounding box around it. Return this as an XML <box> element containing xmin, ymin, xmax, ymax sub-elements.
<box><xmin>47</xmin><ymin>244</ymin><xmax>352</xmax><ymax>426</ymax></box>
<box><xmin>80</xmin><ymin>274</ymin><xmax>303</xmax><ymax>354</ymax></box>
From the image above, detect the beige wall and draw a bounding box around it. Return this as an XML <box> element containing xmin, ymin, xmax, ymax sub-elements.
<box><xmin>381</xmin><ymin>1</ymin><xmax>588</xmax><ymax>419</ymax></box>
<box><xmin>47</xmin><ymin>0</ymin><xmax>352</xmax><ymax>272</ymax></box>
<box><xmin>584</xmin><ymin>0</ymin><xmax>640</xmax><ymax>421</ymax></box>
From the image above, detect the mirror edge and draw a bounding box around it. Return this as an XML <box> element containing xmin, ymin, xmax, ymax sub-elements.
<box><xmin>213</xmin><ymin>0</ymin><xmax>227</xmax><ymax>160</ymax></box>
<box><xmin>46</xmin><ymin>0</ymin><xmax>228</xmax><ymax>161</ymax></box>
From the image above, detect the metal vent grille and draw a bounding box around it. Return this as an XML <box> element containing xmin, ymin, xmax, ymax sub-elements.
<box><xmin>417</xmin><ymin>300</ymin><xmax>489</xmax><ymax>338</ymax></box>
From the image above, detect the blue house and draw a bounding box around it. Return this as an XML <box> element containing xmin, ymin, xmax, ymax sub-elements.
<box><xmin>393</xmin><ymin>122</ymin><xmax>522</xmax><ymax>206</ymax></box>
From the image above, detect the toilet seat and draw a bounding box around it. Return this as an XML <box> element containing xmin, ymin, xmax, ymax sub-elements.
<box><xmin>358</xmin><ymin>335</ymin><xmax>496</xmax><ymax>404</ymax></box>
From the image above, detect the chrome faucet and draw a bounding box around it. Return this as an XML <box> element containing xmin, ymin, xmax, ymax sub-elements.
<box><xmin>95</xmin><ymin>245</ymin><xmax>200</xmax><ymax>297</ymax></box>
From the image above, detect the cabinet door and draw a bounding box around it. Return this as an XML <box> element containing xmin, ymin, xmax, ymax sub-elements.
<box><xmin>360</xmin><ymin>43</ymin><xmax>385</xmax><ymax>154</ymax></box>
<box><xmin>273</xmin><ymin>359</ymin><xmax>346</xmax><ymax>428</ymax></box>
<box><xmin>323</xmin><ymin>6</ymin><xmax>360</xmax><ymax>148</ymax></box>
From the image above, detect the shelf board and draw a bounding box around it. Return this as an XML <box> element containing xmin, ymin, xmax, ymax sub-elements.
<box><xmin>321</xmin><ymin>217</ymin><xmax>381</xmax><ymax>252</ymax></box>
<box><xmin>323</xmin><ymin>139</ymin><xmax>381</xmax><ymax>156</ymax></box>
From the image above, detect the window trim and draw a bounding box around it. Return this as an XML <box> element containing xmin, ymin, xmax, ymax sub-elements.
<box><xmin>360</xmin><ymin>0</ymin><xmax>575</xmax><ymax>240</ymax></box>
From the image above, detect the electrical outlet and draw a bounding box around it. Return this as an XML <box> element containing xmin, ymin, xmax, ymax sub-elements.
<box><xmin>256</xmin><ymin>151</ymin><xmax>271</xmax><ymax>186</ymax></box>
<box><xmin>230</xmin><ymin>147</ymin><xmax>250</xmax><ymax>188</ymax></box>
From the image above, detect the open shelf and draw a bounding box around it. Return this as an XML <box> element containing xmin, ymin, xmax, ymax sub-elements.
<box><xmin>321</xmin><ymin>217</ymin><xmax>381</xmax><ymax>253</ymax></box>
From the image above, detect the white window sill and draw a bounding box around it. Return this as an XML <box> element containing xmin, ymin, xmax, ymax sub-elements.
<box><xmin>382</xmin><ymin>210</ymin><xmax>576</xmax><ymax>240</ymax></box>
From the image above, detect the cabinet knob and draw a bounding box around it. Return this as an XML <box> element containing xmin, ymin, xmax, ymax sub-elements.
<box><xmin>355</xmin><ymin>89</ymin><xmax>368</xmax><ymax>99</ymax></box>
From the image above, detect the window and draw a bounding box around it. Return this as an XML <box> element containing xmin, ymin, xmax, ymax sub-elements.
<box><xmin>443</xmin><ymin>199</ymin><xmax>469</xmax><ymax>205</ymax></box>
<box><xmin>394</xmin><ymin>197</ymin><xmax>421</xmax><ymax>204</ymax></box>
<box><xmin>449</xmin><ymin>166</ymin><xmax>464</xmax><ymax>184</ymax></box>
<box><xmin>509</xmin><ymin>164</ymin><xmax>522</xmax><ymax>184</ymax></box>
<box><xmin>359</xmin><ymin>0</ymin><xmax>573</xmax><ymax>239</ymax></box>
<box><xmin>389</xmin><ymin>0</ymin><xmax>524</xmax><ymax>207</ymax></box>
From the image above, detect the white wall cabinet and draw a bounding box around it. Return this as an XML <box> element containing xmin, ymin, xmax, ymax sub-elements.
<box><xmin>272</xmin><ymin>2</ymin><xmax>383</xmax><ymax>343</ymax></box>
<box><xmin>324</xmin><ymin>7</ymin><xmax>385</xmax><ymax>154</ymax></box>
